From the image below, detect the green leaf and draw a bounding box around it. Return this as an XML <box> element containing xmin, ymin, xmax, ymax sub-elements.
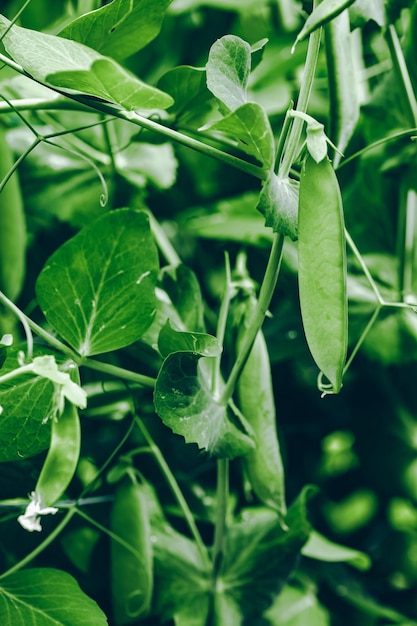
<box><xmin>264</xmin><ymin>582</ymin><xmax>331</xmax><ymax>626</ymax></box>
<box><xmin>257</xmin><ymin>173</ymin><xmax>299</xmax><ymax>240</ymax></box>
<box><xmin>154</xmin><ymin>352</ymin><xmax>254</xmax><ymax>458</ymax></box>
<box><xmin>218</xmin><ymin>486</ymin><xmax>315</xmax><ymax>620</ymax></box>
<box><xmin>59</xmin><ymin>0</ymin><xmax>172</xmax><ymax>61</ymax></box>
<box><xmin>294</xmin><ymin>0</ymin><xmax>357</xmax><ymax>47</ymax></box>
<box><xmin>0</xmin><ymin>568</ymin><xmax>107</xmax><ymax>625</ymax></box>
<box><xmin>160</xmin><ymin>265</ymin><xmax>206</xmax><ymax>333</ymax></box>
<box><xmin>202</xmin><ymin>102</ymin><xmax>275</xmax><ymax>169</ymax></box>
<box><xmin>206</xmin><ymin>35</ymin><xmax>252</xmax><ymax>113</ymax></box>
<box><xmin>157</xmin><ymin>65</ymin><xmax>212</xmax><ymax>126</ymax></box>
<box><xmin>0</xmin><ymin>348</ymin><xmax>56</xmax><ymax>462</ymax></box>
<box><xmin>301</xmin><ymin>530</ymin><xmax>372</xmax><ymax>570</ymax></box>
<box><xmin>0</xmin><ymin>15</ymin><xmax>173</xmax><ymax>111</ymax></box>
<box><xmin>158</xmin><ymin>320</ymin><xmax>222</xmax><ymax>358</ymax></box>
<box><xmin>36</xmin><ymin>209</ymin><xmax>159</xmax><ymax>357</ymax></box>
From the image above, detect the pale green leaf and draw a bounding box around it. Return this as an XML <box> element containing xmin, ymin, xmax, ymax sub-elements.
<box><xmin>59</xmin><ymin>0</ymin><xmax>172</xmax><ymax>60</ymax></box>
<box><xmin>158</xmin><ymin>320</ymin><xmax>222</xmax><ymax>358</ymax></box>
<box><xmin>301</xmin><ymin>530</ymin><xmax>372</xmax><ymax>570</ymax></box>
<box><xmin>0</xmin><ymin>569</ymin><xmax>107</xmax><ymax>625</ymax></box>
<box><xmin>116</xmin><ymin>142</ymin><xmax>178</xmax><ymax>189</ymax></box>
<box><xmin>206</xmin><ymin>35</ymin><xmax>251</xmax><ymax>113</ymax></box>
<box><xmin>36</xmin><ymin>209</ymin><xmax>159</xmax><ymax>357</ymax></box>
<box><xmin>264</xmin><ymin>583</ymin><xmax>331</xmax><ymax>626</ymax></box>
<box><xmin>0</xmin><ymin>15</ymin><xmax>173</xmax><ymax>110</ymax></box>
<box><xmin>257</xmin><ymin>173</ymin><xmax>299</xmax><ymax>240</ymax></box>
<box><xmin>202</xmin><ymin>102</ymin><xmax>275</xmax><ymax>169</ymax></box>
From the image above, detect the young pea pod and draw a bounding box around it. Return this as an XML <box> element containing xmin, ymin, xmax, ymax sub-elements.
<box><xmin>236</xmin><ymin>297</ymin><xmax>286</xmax><ymax>518</ymax></box>
<box><xmin>36</xmin><ymin>399</ymin><xmax>81</xmax><ymax>507</ymax></box>
<box><xmin>111</xmin><ymin>472</ymin><xmax>153</xmax><ymax>625</ymax></box>
<box><xmin>298</xmin><ymin>155</ymin><xmax>348</xmax><ymax>394</ymax></box>
<box><xmin>0</xmin><ymin>123</ymin><xmax>26</xmax><ymax>301</ymax></box>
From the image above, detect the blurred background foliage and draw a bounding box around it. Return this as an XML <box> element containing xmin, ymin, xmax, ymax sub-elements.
<box><xmin>2</xmin><ymin>0</ymin><xmax>417</xmax><ymax>624</ymax></box>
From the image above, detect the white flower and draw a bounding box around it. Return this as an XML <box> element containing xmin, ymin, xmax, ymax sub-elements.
<box><xmin>17</xmin><ymin>491</ymin><xmax>58</xmax><ymax>532</ymax></box>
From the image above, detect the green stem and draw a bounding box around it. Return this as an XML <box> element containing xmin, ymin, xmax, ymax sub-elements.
<box><xmin>337</xmin><ymin>128</ymin><xmax>417</xmax><ymax>170</ymax></box>
<box><xmin>385</xmin><ymin>24</ymin><xmax>417</xmax><ymax>126</ymax></box>
<box><xmin>0</xmin><ymin>290</ymin><xmax>33</xmax><ymax>360</ymax></box>
<box><xmin>211</xmin><ymin>254</ymin><xmax>233</xmax><ymax>398</ymax></box>
<box><xmin>211</xmin><ymin>458</ymin><xmax>229</xmax><ymax>583</ymax></box>
<box><xmin>82</xmin><ymin>358</ymin><xmax>156</xmax><ymax>388</ymax></box>
<box><xmin>147</xmin><ymin>210</ymin><xmax>182</xmax><ymax>267</ymax></box>
<box><xmin>0</xmin><ymin>53</ymin><xmax>266</xmax><ymax>181</ymax></box>
<box><xmin>278</xmin><ymin>17</ymin><xmax>322</xmax><ymax>178</ymax></box>
<box><xmin>75</xmin><ymin>507</ymin><xmax>143</xmax><ymax>559</ymax></box>
<box><xmin>0</xmin><ymin>508</ymin><xmax>77</xmax><ymax>579</ymax></box>
<box><xmin>220</xmin><ymin>233</ymin><xmax>284</xmax><ymax>406</ymax></box>
<box><xmin>133</xmin><ymin>417</ymin><xmax>210</xmax><ymax>568</ymax></box>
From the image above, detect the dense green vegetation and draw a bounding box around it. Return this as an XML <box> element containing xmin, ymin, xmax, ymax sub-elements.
<box><xmin>0</xmin><ymin>1</ymin><xmax>417</xmax><ymax>624</ymax></box>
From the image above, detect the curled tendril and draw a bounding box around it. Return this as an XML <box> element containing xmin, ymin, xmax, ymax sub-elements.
<box><xmin>318</xmin><ymin>371</ymin><xmax>339</xmax><ymax>398</ymax></box>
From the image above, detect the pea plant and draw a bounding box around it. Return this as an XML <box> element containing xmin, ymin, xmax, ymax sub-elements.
<box><xmin>0</xmin><ymin>0</ymin><xmax>417</xmax><ymax>624</ymax></box>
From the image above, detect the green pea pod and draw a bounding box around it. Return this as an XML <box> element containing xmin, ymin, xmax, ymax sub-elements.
<box><xmin>298</xmin><ymin>155</ymin><xmax>348</xmax><ymax>394</ymax></box>
<box><xmin>36</xmin><ymin>399</ymin><xmax>81</xmax><ymax>507</ymax></box>
<box><xmin>111</xmin><ymin>473</ymin><xmax>153</xmax><ymax>625</ymax></box>
<box><xmin>0</xmin><ymin>123</ymin><xmax>26</xmax><ymax>301</ymax></box>
<box><xmin>236</xmin><ymin>297</ymin><xmax>286</xmax><ymax>518</ymax></box>
<box><xmin>294</xmin><ymin>0</ymin><xmax>356</xmax><ymax>47</ymax></box>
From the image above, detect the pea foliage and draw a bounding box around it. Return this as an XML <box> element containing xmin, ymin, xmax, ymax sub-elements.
<box><xmin>0</xmin><ymin>0</ymin><xmax>416</xmax><ymax>624</ymax></box>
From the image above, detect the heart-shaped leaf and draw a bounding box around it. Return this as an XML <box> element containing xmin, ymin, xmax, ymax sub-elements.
<box><xmin>257</xmin><ymin>172</ymin><xmax>299</xmax><ymax>240</ymax></box>
<box><xmin>36</xmin><ymin>209</ymin><xmax>159</xmax><ymax>357</ymax></box>
<box><xmin>206</xmin><ymin>35</ymin><xmax>252</xmax><ymax>113</ymax></box>
<box><xmin>154</xmin><ymin>352</ymin><xmax>254</xmax><ymax>458</ymax></box>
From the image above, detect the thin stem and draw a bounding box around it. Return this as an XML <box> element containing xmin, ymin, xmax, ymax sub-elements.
<box><xmin>133</xmin><ymin>416</ymin><xmax>210</xmax><ymax>567</ymax></box>
<box><xmin>343</xmin><ymin>306</ymin><xmax>381</xmax><ymax>375</ymax></box>
<box><xmin>385</xmin><ymin>24</ymin><xmax>417</xmax><ymax>126</ymax></box>
<box><xmin>337</xmin><ymin>128</ymin><xmax>417</xmax><ymax>170</ymax></box>
<box><xmin>147</xmin><ymin>210</ymin><xmax>182</xmax><ymax>267</ymax></box>
<box><xmin>220</xmin><ymin>233</ymin><xmax>284</xmax><ymax>406</ymax></box>
<box><xmin>0</xmin><ymin>291</ymin><xmax>33</xmax><ymax>360</ymax></box>
<box><xmin>25</xmin><ymin>317</ymin><xmax>80</xmax><ymax>360</ymax></box>
<box><xmin>75</xmin><ymin>507</ymin><xmax>143</xmax><ymax>559</ymax></box>
<box><xmin>0</xmin><ymin>508</ymin><xmax>77</xmax><ymax>579</ymax></box>
<box><xmin>82</xmin><ymin>359</ymin><xmax>156</xmax><ymax>388</ymax></box>
<box><xmin>211</xmin><ymin>458</ymin><xmax>229</xmax><ymax>583</ymax></box>
<box><xmin>345</xmin><ymin>229</ymin><xmax>384</xmax><ymax>305</ymax></box>
<box><xmin>211</xmin><ymin>254</ymin><xmax>233</xmax><ymax>398</ymax></box>
<box><xmin>398</xmin><ymin>187</ymin><xmax>417</xmax><ymax>299</ymax></box>
<box><xmin>278</xmin><ymin>18</ymin><xmax>322</xmax><ymax>178</ymax></box>
<box><xmin>0</xmin><ymin>52</ymin><xmax>266</xmax><ymax>181</ymax></box>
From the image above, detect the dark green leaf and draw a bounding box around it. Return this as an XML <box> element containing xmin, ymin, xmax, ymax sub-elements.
<box><xmin>154</xmin><ymin>352</ymin><xmax>254</xmax><ymax>458</ymax></box>
<box><xmin>36</xmin><ymin>209</ymin><xmax>158</xmax><ymax>356</ymax></box>
<box><xmin>218</xmin><ymin>486</ymin><xmax>315</xmax><ymax>620</ymax></box>
<box><xmin>59</xmin><ymin>0</ymin><xmax>172</xmax><ymax>61</ymax></box>
<box><xmin>206</xmin><ymin>35</ymin><xmax>252</xmax><ymax>113</ymax></box>
<box><xmin>257</xmin><ymin>173</ymin><xmax>299</xmax><ymax>240</ymax></box>
<box><xmin>0</xmin><ymin>568</ymin><xmax>108</xmax><ymax>625</ymax></box>
<box><xmin>158</xmin><ymin>65</ymin><xmax>213</xmax><ymax>126</ymax></box>
<box><xmin>202</xmin><ymin>102</ymin><xmax>275</xmax><ymax>169</ymax></box>
<box><xmin>160</xmin><ymin>264</ymin><xmax>206</xmax><ymax>332</ymax></box>
<box><xmin>0</xmin><ymin>15</ymin><xmax>173</xmax><ymax>111</ymax></box>
<box><xmin>0</xmin><ymin>348</ymin><xmax>56</xmax><ymax>462</ymax></box>
<box><xmin>158</xmin><ymin>320</ymin><xmax>222</xmax><ymax>358</ymax></box>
